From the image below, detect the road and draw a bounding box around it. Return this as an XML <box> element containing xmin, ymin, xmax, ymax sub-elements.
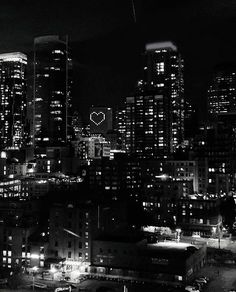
<box><xmin>180</xmin><ymin>235</ymin><xmax>236</xmax><ymax>252</ymax></box>
<box><xmin>195</xmin><ymin>265</ymin><xmax>236</xmax><ymax>292</ymax></box>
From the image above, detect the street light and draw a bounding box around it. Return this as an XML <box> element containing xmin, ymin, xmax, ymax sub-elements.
<box><xmin>176</xmin><ymin>228</ymin><xmax>181</xmax><ymax>243</ymax></box>
<box><xmin>50</xmin><ymin>267</ymin><xmax>57</xmax><ymax>280</ymax></box>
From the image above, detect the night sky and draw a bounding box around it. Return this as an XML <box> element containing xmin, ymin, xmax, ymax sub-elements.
<box><xmin>1</xmin><ymin>0</ymin><xmax>236</xmax><ymax>120</ymax></box>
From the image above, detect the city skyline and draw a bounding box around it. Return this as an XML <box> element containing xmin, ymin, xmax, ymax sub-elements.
<box><xmin>0</xmin><ymin>2</ymin><xmax>236</xmax><ymax>291</ymax></box>
<box><xmin>0</xmin><ymin>1</ymin><xmax>236</xmax><ymax>119</ymax></box>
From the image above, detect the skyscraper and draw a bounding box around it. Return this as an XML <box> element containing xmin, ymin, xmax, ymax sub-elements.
<box><xmin>33</xmin><ymin>35</ymin><xmax>73</xmax><ymax>147</ymax></box>
<box><xmin>208</xmin><ymin>67</ymin><xmax>236</xmax><ymax>116</ymax></box>
<box><xmin>0</xmin><ymin>52</ymin><xmax>27</xmax><ymax>149</ymax></box>
<box><xmin>125</xmin><ymin>42</ymin><xmax>184</xmax><ymax>158</ymax></box>
<box><xmin>144</xmin><ymin>41</ymin><xmax>185</xmax><ymax>148</ymax></box>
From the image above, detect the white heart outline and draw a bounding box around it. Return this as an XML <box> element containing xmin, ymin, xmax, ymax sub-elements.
<box><xmin>90</xmin><ymin>111</ymin><xmax>106</xmax><ymax>126</ymax></box>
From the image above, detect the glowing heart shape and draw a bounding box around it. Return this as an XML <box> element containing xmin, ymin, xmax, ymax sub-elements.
<box><xmin>90</xmin><ymin>111</ymin><xmax>106</xmax><ymax>126</ymax></box>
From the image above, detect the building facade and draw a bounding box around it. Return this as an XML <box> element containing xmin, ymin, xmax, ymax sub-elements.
<box><xmin>48</xmin><ymin>202</ymin><xmax>92</xmax><ymax>274</ymax></box>
<box><xmin>91</xmin><ymin>238</ymin><xmax>206</xmax><ymax>285</ymax></box>
<box><xmin>33</xmin><ymin>35</ymin><xmax>73</xmax><ymax>147</ymax></box>
<box><xmin>144</xmin><ymin>42</ymin><xmax>184</xmax><ymax>151</ymax></box>
<box><xmin>125</xmin><ymin>94</ymin><xmax>167</xmax><ymax>158</ymax></box>
<box><xmin>0</xmin><ymin>53</ymin><xmax>27</xmax><ymax>149</ymax></box>
<box><xmin>125</xmin><ymin>42</ymin><xmax>184</xmax><ymax>159</ymax></box>
<box><xmin>177</xmin><ymin>195</ymin><xmax>222</xmax><ymax>237</ymax></box>
<box><xmin>208</xmin><ymin>67</ymin><xmax>236</xmax><ymax>116</ymax></box>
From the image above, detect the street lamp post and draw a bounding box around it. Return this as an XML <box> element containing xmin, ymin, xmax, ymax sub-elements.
<box><xmin>176</xmin><ymin>228</ymin><xmax>181</xmax><ymax>243</ymax></box>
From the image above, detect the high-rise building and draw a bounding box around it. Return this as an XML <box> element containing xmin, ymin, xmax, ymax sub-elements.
<box><xmin>0</xmin><ymin>52</ymin><xmax>27</xmax><ymax>149</ymax></box>
<box><xmin>208</xmin><ymin>67</ymin><xmax>236</xmax><ymax>116</ymax></box>
<box><xmin>125</xmin><ymin>94</ymin><xmax>168</xmax><ymax>158</ymax></box>
<box><xmin>33</xmin><ymin>35</ymin><xmax>73</xmax><ymax>147</ymax></box>
<box><xmin>125</xmin><ymin>42</ymin><xmax>184</xmax><ymax>158</ymax></box>
<box><xmin>144</xmin><ymin>42</ymin><xmax>185</xmax><ymax>148</ymax></box>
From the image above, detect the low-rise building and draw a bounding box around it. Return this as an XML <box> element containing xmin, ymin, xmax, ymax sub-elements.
<box><xmin>177</xmin><ymin>195</ymin><xmax>222</xmax><ymax>237</ymax></box>
<box><xmin>47</xmin><ymin>202</ymin><xmax>94</xmax><ymax>276</ymax></box>
<box><xmin>91</xmin><ymin>238</ymin><xmax>206</xmax><ymax>285</ymax></box>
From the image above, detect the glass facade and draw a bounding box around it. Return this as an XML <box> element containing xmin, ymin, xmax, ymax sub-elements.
<box><xmin>125</xmin><ymin>42</ymin><xmax>184</xmax><ymax>158</ymax></box>
<box><xmin>208</xmin><ymin>70</ymin><xmax>236</xmax><ymax>115</ymax></box>
<box><xmin>0</xmin><ymin>52</ymin><xmax>27</xmax><ymax>149</ymax></box>
<box><xmin>145</xmin><ymin>42</ymin><xmax>184</xmax><ymax>151</ymax></box>
<box><xmin>125</xmin><ymin>94</ymin><xmax>166</xmax><ymax>158</ymax></box>
<box><xmin>34</xmin><ymin>35</ymin><xmax>73</xmax><ymax>146</ymax></box>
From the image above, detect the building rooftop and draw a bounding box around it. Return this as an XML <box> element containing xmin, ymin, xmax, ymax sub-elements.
<box><xmin>145</xmin><ymin>241</ymin><xmax>200</xmax><ymax>259</ymax></box>
<box><xmin>145</xmin><ymin>41</ymin><xmax>177</xmax><ymax>52</ymax></box>
<box><xmin>147</xmin><ymin>241</ymin><xmax>197</xmax><ymax>251</ymax></box>
<box><xmin>34</xmin><ymin>35</ymin><xmax>66</xmax><ymax>44</ymax></box>
<box><xmin>0</xmin><ymin>52</ymin><xmax>27</xmax><ymax>62</ymax></box>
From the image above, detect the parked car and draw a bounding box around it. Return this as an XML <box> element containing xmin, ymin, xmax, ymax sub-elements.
<box><xmin>198</xmin><ymin>276</ymin><xmax>209</xmax><ymax>282</ymax></box>
<box><xmin>195</xmin><ymin>278</ymin><xmax>207</xmax><ymax>284</ymax></box>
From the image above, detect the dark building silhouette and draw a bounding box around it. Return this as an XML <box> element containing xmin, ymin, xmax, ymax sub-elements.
<box><xmin>33</xmin><ymin>35</ymin><xmax>73</xmax><ymax>147</ymax></box>
<box><xmin>193</xmin><ymin>119</ymin><xmax>236</xmax><ymax>195</ymax></box>
<box><xmin>89</xmin><ymin>106</ymin><xmax>113</xmax><ymax>136</ymax></box>
<box><xmin>208</xmin><ymin>66</ymin><xmax>236</xmax><ymax>116</ymax></box>
<box><xmin>124</xmin><ymin>42</ymin><xmax>184</xmax><ymax>159</ymax></box>
<box><xmin>144</xmin><ymin>42</ymin><xmax>184</xmax><ymax>149</ymax></box>
<box><xmin>177</xmin><ymin>195</ymin><xmax>222</xmax><ymax>237</ymax></box>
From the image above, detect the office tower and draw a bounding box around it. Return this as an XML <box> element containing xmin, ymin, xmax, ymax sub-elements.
<box><xmin>208</xmin><ymin>66</ymin><xmax>236</xmax><ymax>115</ymax></box>
<box><xmin>89</xmin><ymin>107</ymin><xmax>112</xmax><ymax>135</ymax></box>
<box><xmin>33</xmin><ymin>35</ymin><xmax>72</xmax><ymax>147</ymax></box>
<box><xmin>0</xmin><ymin>52</ymin><xmax>27</xmax><ymax>149</ymax></box>
<box><xmin>145</xmin><ymin>42</ymin><xmax>184</xmax><ymax>147</ymax></box>
<box><xmin>125</xmin><ymin>41</ymin><xmax>184</xmax><ymax>158</ymax></box>
<box><xmin>125</xmin><ymin>94</ymin><xmax>168</xmax><ymax>158</ymax></box>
